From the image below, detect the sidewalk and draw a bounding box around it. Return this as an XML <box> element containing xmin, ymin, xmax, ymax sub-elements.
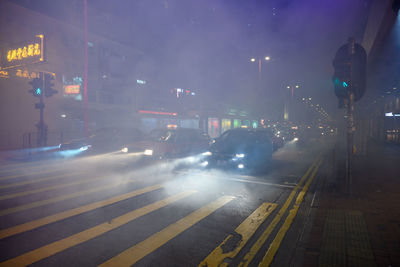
<box><xmin>304</xmin><ymin>141</ymin><xmax>400</xmax><ymax>267</ymax></box>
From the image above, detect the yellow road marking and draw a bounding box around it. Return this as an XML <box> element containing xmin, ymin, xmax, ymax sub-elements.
<box><xmin>238</xmin><ymin>156</ymin><xmax>322</xmax><ymax>267</ymax></box>
<box><xmin>258</xmin><ymin>158</ymin><xmax>321</xmax><ymax>266</ymax></box>
<box><xmin>99</xmin><ymin>195</ymin><xmax>235</xmax><ymax>267</ymax></box>
<box><xmin>0</xmin><ymin>174</ymin><xmax>109</xmax><ymax>200</ymax></box>
<box><xmin>0</xmin><ymin>190</ymin><xmax>197</xmax><ymax>267</ymax></box>
<box><xmin>0</xmin><ymin>161</ymin><xmax>49</xmax><ymax>172</ymax></box>
<box><xmin>0</xmin><ymin>184</ymin><xmax>163</xmax><ymax>240</ymax></box>
<box><xmin>0</xmin><ymin>171</ymin><xmax>83</xmax><ymax>189</ymax></box>
<box><xmin>0</xmin><ymin>168</ymin><xmax>70</xmax><ymax>181</ymax></box>
<box><xmin>0</xmin><ymin>178</ymin><xmax>138</xmax><ymax>217</ymax></box>
<box><xmin>199</xmin><ymin>202</ymin><xmax>277</xmax><ymax>267</ymax></box>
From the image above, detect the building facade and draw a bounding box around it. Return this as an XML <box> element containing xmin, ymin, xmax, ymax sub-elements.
<box><xmin>0</xmin><ymin>1</ymin><xmax>145</xmax><ymax>149</ymax></box>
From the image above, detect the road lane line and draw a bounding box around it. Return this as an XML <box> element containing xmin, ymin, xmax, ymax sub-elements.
<box><xmin>0</xmin><ymin>174</ymin><xmax>110</xmax><ymax>201</ymax></box>
<box><xmin>238</xmin><ymin>156</ymin><xmax>322</xmax><ymax>267</ymax></box>
<box><xmin>199</xmin><ymin>202</ymin><xmax>277</xmax><ymax>267</ymax></box>
<box><xmin>0</xmin><ymin>171</ymin><xmax>83</xmax><ymax>190</ymax></box>
<box><xmin>257</xmin><ymin>158</ymin><xmax>321</xmax><ymax>266</ymax></box>
<box><xmin>99</xmin><ymin>195</ymin><xmax>235</xmax><ymax>267</ymax></box>
<box><xmin>0</xmin><ymin>177</ymin><xmax>139</xmax><ymax>217</ymax></box>
<box><xmin>0</xmin><ymin>161</ymin><xmax>54</xmax><ymax>173</ymax></box>
<box><xmin>0</xmin><ymin>190</ymin><xmax>197</xmax><ymax>267</ymax></box>
<box><xmin>0</xmin><ymin>184</ymin><xmax>163</xmax><ymax>239</ymax></box>
<box><xmin>0</xmin><ymin>168</ymin><xmax>72</xmax><ymax>182</ymax></box>
<box><xmin>222</xmin><ymin>177</ymin><xmax>296</xmax><ymax>189</ymax></box>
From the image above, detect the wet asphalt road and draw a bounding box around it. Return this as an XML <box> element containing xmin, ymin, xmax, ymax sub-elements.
<box><xmin>0</xmin><ymin>142</ymin><xmax>326</xmax><ymax>267</ymax></box>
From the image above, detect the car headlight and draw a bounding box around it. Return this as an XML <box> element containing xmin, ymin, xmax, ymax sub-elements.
<box><xmin>144</xmin><ymin>149</ymin><xmax>153</xmax><ymax>156</ymax></box>
<box><xmin>79</xmin><ymin>145</ymin><xmax>91</xmax><ymax>151</ymax></box>
<box><xmin>235</xmin><ymin>153</ymin><xmax>245</xmax><ymax>158</ymax></box>
<box><xmin>202</xmin><ymin>151</ymin><xmax>212</xmax><ymax>156</ymax></box>
<box><xmin>121</xmin><ymin>147</ymin><xmax>129</xmax><ymax>153</ymax></box>
<box><xmin>200</xmin><ymin>161</ymin><xmax>209</xmax><ymax>167</ymax></box>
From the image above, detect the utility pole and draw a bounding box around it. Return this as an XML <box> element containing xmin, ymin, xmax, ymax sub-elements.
<box><xmin>83</xmin><ymin>0</ymin><xmax>89</xmax><ymax>135</ymax></box>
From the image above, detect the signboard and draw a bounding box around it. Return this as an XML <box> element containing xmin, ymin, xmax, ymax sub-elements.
<box><xmin>64</xmin><ymin>84</ymin><xmax>81</xmax><ymax>94</ymax></box>
<box><xmin>15</xmin><ymin>69</ymin><xmax>40</xmax><ymax>79</ymax></box>
<box><xmin>0</xmin><ymin>70</ymin><xmax>9</xmax><ymax>78</ymax></box>
<box><xmin>1</xmin><ymin>34</ymin><xmax>45</xmax><ymax>70</ymax></box>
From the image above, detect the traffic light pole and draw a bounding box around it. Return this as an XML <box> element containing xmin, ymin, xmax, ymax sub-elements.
<box><xmin>36</xmin><ymin>73</ymin><xmax>47</xmax><ymax>147</ymax></box>
<box><xmin>346</xmin><ymin>92</ymin><xmax>354</xmax><ymax>195</ymax></box>
<box><xmin>29</xmin><ymin>71</ymin><xmax>56</xmax><ymax>147</ymax></box>
<box><xmin>333</xmin><ymin>38</ymin><xmax>366</xmax><ymax>195</ymax></box>
<box><xmin>345</xmin><ymin>38</ymin><xmax>356</xmax><ymax>195</ymax></box>
<box><xmin>37</xmin><ymin>93</ymin><xmax>44</xmax><ymax>146</ymax></box>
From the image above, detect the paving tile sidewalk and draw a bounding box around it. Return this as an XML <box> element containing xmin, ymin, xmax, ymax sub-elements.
<box><xmin>303</xmin><ymin>141</ymin><xmax>400</xmax><ymax>267</ymax></box>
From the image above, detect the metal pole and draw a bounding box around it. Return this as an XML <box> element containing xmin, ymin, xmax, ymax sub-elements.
<box><xmin>39</xmin><ymin>94</ymin><xmax>44</xmax><ymax>146</ymax></box>
<box><xmin>83</xmin><ymin>0</ymin><xmax>89</xmax><ymax>135</ymax></box>
<box><xmin>37</xmin><ymin>72</ymin><xmax>45</xmax><ymax>147</ymax></box>
<box><xmin>346</xmin><ymin>92</ymin><xmax>354</xmax><ymax>194</ymax></box>
<box><xmin>346</xmin><ymin>37</ymin><xmax>355</xmax><ymax>195</ymax></box>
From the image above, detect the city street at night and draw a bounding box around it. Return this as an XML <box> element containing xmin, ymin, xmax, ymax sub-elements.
<box><xmin>1</xmin><ymin>0</ymin><xmax>400</xmax><ymax>266</ymax></box>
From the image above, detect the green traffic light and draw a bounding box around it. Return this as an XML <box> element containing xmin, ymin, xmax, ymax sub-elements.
<box><xmin>334</xmin><ymin>78</ymin><xmax>340</xmax><ymax>85</ymax></box>
<box><xmin>342</xmin><ymin>82</ymin><xmax>348</xmax><ymax>87</ymax></box>
<box><xmin>35</xmin><ymin>88</ymin><xmax>42</xmax><ymax>95</ymax></box>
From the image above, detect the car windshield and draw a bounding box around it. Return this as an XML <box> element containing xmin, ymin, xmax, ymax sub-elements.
<box><xmin>219</xmin><ymin>130</ymin><xmax>268</xmax><ymax>145</ymax></box>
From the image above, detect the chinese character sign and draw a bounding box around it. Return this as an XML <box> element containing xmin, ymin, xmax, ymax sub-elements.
<box><xmin>2</xmin><ymin>35</ymin><xmax>45</xmax><ymax>69</ymax></box>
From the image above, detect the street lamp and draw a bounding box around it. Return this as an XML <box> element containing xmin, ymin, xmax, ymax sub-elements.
<box><xmin>250</xmin><ymin>56</ymin><xmax>271</xmax><ymax>80</ymax></box>
<box><xmin>284</xmin><ymin>84</ymin><xmax>300</xmax><ymax>122</ymax></box>
<box><xmin>286</xmin><ymin>84</ymin><xmax>300</xmax><ymax>99</ymax></box>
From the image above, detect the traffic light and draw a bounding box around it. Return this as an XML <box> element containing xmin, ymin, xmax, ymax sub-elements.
<box><xmin>333</xmin><ymin>45</ymin><xmax>351</xmax><ymax>100</ymax></box>
<box><xmin>332</xmin><ymin>42</ymin><xmax>367</xmax><ymax>103</ymax></box>
<box><xmin>333</xmin><ymin>61</ymin><xmax>351</xmax><ymax>100</ymax></box>
<box><xmin>44</xmin><ymin>73</ymin><xmax>57</xmax><ymax>97</ymax></box>
<box><xmin>28</xmin><ymin>77</ymin><xmax>43</xmax><ymax>97</ymax></box>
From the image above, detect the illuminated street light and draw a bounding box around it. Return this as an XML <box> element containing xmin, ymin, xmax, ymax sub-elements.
<box><xmin>284</xmin><ymin>84</ymin><xmax>300</xmax><ymax>122</ymax></box>
<box><xmin>286</xmin><ymin>84</ymin><xmax>300</xmax><ymax>98</ymax></box>
<box><xmin>250</xmin><ymin>56</ymin><xmax>272</xmax><ymax>80</ymax></box>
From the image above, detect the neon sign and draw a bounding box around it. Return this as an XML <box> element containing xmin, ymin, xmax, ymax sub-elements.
<box><xmin>15</xmin><ymin>69</ymin><xmax>40</xmax><ymax>79</ymax></box>
<box><xmin>64</xmin><ymin>85</ymin><xmax>81</xmax><ymax>94</ymax></box>
<box><xmin>0</xmin><ymin>70</ymin><xmax>9</xmax><ymax>78</ymax></box>
<box><xmin>1</xmin><ymin>35</ymin><xmax>45</xmax><ymax>69</ymax></box>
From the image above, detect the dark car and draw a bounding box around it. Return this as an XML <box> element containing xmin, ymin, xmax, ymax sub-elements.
<box><xmin>121</xmin><ymin>127</ymin><xmax>210</xmax><ymax>159</ymax></box>
<box><xmin>205</xmin><ymin>128</ymin><xmax>274</xmax><ymax>170</ymax></box>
